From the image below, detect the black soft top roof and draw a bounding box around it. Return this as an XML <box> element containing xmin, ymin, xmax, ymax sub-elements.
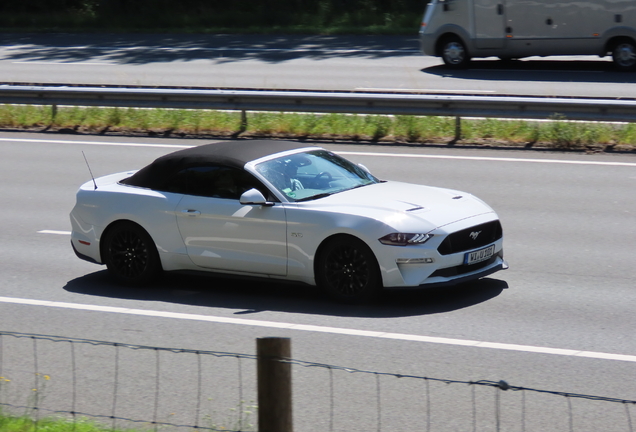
<box><xmin>123</xmin><ymin>140</ymin><xmax>317</xmax><ymax>189</ymax></box>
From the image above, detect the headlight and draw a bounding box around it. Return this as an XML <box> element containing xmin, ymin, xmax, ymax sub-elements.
<box><xmin>378</xmin><ymin>233</ymin><xmax>433</xmax><ymax>246</ymax></box>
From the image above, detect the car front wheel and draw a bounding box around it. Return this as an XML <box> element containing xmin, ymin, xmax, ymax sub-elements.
<box><xmin>316</xmin><ymin>236</ymin><xmax>382</xmax><ymax>303</ymax></box>
<box><xmin>441</xmin><ymin>36</ymin><xmax>470</xmax><ymax>69</ymax></box>
<box><xmin>102</xmin><ymin>222</ymin><xmax>161</xmax><ymax>285</ymax></box>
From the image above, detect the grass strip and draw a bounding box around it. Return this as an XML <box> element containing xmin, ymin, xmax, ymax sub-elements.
<box><xmin>0</xmin><ymin>410</ymin><xmax>253</xmax><ymax>432</ymax></box>
<box><xmin>0</xmin><ymin>414</ymin><xmax>134</xmax><ymax>432</ymax></box>
<box><xmin>2</xmin><ymin>104</ymin><xmax>635</xmax><ymax>150</ymax></box>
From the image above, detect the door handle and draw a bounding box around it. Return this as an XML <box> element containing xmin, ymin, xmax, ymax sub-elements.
<box><xmin>182</xmin><ymin>209</ymin><xmax>201</xmax><ymax>216</ymax></box>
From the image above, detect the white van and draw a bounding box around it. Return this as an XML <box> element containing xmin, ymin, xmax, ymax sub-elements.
<box><xmin>419</xmin><ymin>0</ymin><xmax>636</xmax><ymax>70</ymax></box>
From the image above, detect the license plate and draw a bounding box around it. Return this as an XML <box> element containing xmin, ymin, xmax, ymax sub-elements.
<box><xmin>464</xmin><ymin>244</ymin><xmax>495</xmax><ymax>265</ymax></box>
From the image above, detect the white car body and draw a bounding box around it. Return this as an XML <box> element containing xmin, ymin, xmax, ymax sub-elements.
<box><xmin>71</xmin><ymin>140</ymin><xmax>507</xmax><ymax>301</ymax></box>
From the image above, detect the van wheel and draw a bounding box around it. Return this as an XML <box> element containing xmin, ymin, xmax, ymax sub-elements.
<box><xmin>440</xmin><ymin>36</ymin><xmax>470</xmax><ymax>69</ymax></box>
<box><xmin>612</xmin><ymin>40</ymin><xmax>636</xmax><ymax>71</ymax></box>
<box><xmin>315</xmin><ymin>236</ymin><xmax>382</xmax><ymax>303</ymax></box>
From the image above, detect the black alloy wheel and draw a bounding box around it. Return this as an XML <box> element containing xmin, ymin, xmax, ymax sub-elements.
<box><xmin>103</xmin><ymin>222</ymin><xmax>161</xmax><ymax>285</ymax></box>
<box><xmin>316</xmin><ymin>236</ymin><xmax>381</xmax><ymax>303</ymax></box>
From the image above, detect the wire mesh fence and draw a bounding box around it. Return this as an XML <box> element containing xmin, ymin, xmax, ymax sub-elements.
<box><xmin>0</xmin><ymin>330</ymin><xmax>634</xmax><ymax>432</ymax></box>
<box><xmin>0</xmin><ymin>331</ymin><xmax>256</xmax><ymax>431</ymax></box>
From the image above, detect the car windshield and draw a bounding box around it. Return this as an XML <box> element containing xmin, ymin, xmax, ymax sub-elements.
<box><xmin>255</xmin><ymin>150</ymin><xmax>381</xmax><ymax>201</ymax></box>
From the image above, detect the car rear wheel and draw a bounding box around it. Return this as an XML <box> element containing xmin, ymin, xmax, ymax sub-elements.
<box><xmin>103</xmin><ymin>222</ymin><xmax>161</xmax><ymax>285</ymax></box>
<box><xmin>612</xmin><ymin>39</ymin><xmax>636</xmax><ymax>71</ymax></box>
<box><xmin>316</xmin><ymin>236</ymin><xmax>382</xmax><ymax>303</ymax></box>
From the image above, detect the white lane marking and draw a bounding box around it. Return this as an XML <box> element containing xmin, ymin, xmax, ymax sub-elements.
<box><xmin>355</xmin><ymin>88</ymin><xmax>497</xmax><ymax>93</ymax></box>
<box><xmin>1</xmin><ymin>137</ymin><xmax>635</xmax><ymax>167</ymax></box>
<box><xmin>38</xmin><ymin>230</ymin><xmax>71</xmax><ymax>235</ymax></box>
<box><xmin>338</xmin><ymin>151</ymin><xmax>636</xmax><ymax>167</ymax></box>
<box><xmin>0</xmin><ymin>295</ymin><xmax>634</xmax><ymax>363</ymax></box>
<box><xmin>0</xmin><ymin>137</ymin><xmax>190</xmax><ymax>149</ymax></box>
<box><xmin>4</xmin><ymin>45</ymin><xmax>420</xmax><ymax>54</ymax></box>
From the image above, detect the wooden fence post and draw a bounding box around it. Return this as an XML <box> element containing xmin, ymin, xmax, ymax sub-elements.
<box><xmin>257</xmin><ymin>337</ymin><xmax>293</xmax><ymax>432</ymax></box>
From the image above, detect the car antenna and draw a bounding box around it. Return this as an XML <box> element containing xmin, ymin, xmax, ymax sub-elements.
<box><xmin>82</xmin><ymin>151</ymin><xmax>98</xmax><ymax>190</ymax></box>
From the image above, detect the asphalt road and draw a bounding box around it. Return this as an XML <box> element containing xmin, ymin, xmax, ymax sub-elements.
<box><xmin>2</xmin><ymin>33</ymin><xmax>636</xmax><ymax>98</ymax></box>
<box><xmin>1</xmin><ymin>132</ymin><xmax>635</xmax><ymax>431</ymax></box>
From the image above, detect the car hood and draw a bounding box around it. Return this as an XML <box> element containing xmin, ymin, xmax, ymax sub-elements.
<box><xmin>303</xmin><ymin>181</ymin><xmax>495</xmax><ymax>232</ymax></box>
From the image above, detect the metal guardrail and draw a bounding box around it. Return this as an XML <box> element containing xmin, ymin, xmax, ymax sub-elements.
<box><xmin>1</xmin><ymin>84</ymin><xmax>636</xmax><ymax>122</ymax></box>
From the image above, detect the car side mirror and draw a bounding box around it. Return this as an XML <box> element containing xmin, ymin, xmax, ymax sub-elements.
<box><xmin>358</xmin><ymin>163</ymin><xmax>371</xmax><ymax>173</ymax></box>
<box><xmin>240</xmin><ymin>188</ymin><xmax>274</xmax><ymax>206</ymax></box>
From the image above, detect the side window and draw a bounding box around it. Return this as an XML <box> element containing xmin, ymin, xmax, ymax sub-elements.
<box><xmin>163</xmin><ymin>165</ymin><xmax>271</xmax><ymax>200</ymax></box>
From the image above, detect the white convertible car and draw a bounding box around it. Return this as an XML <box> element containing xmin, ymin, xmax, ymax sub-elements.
<box><xmin>70</xmin><ymin>140</ymin><xmax>507</xmax><ymax>302</ymax></box>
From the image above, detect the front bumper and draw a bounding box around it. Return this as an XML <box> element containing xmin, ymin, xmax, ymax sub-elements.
<box><xmin>419</xmin><ymin>32</ymin><xmax>438</xmax><ymax>56</ymax></box>
<box><xmin>383</xmin><ymin>255</ymin><xmax>507</xmax><ymax>291</ymax></box>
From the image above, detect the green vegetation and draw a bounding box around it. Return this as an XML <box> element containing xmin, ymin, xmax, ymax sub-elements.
<box><xmin>0</xmin><ymin>371</ymin><xmax>256</xmax><ymax>432</ymax></box>
<box><xmin>1</xmin><ymin>104</ymin><xmax>634</xmax><ymax>149</ymax></box>
<box><xmin>0</xmin><ymin>414</ymin><xmax>133</xmax><ymax>432</ymax></box>
<box><xmin>0</xmin><ymin>409</ymin><xmax>255</xmax><ymax>432</ymax></box>
<box><xmin>0</xmin><ymin>0</ymin><xmax>422</xmax><ymax>34</ymax></box>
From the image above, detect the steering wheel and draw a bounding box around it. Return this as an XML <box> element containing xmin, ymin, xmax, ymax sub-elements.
<box><xmin>315</xmin><ymin>171</ymin><xmax>333</xmax><ymax>182</ymax></box>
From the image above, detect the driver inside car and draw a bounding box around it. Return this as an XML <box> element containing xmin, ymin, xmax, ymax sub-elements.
<box><xmin>261</xmin><ymin>157</ymin><xmax>308</xmax><ymax>196</ymax></box>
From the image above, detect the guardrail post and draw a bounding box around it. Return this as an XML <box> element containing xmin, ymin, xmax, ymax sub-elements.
<box><xmin>454</xmin><ymin>116</ymin><xmax>462</xmax><ymax>142</ymax></box>
<box><xmin>257</xmin><ymin>337</ymin><xmax>293</xmax><ymax>432</ymax></box>
<box><xmin>240</xmin><ymin>109</ymin><xmax>248</xmax><ymax>133</ymax></box>
<box><xmin>51</xmin><ymin>104</ymin><xmax>58</xmax><ymax>123</ymax></box>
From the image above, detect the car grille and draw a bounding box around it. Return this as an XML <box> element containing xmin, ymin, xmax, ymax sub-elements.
<box><xmin>437</xmin><ymin>220</ymin><xmax>503</xmax><ymax>255</ymax></box>
<box><xmin>430</xmin><ymin>256</ymin><xmax>498</xmax><ymax>278</ymax></box>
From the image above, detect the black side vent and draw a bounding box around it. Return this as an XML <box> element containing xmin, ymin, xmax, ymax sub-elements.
<box><xmin>437</xmin><ymin>220</ymin><xmax>503</xmax><ymax>255</ymax></box>
<box><xmin>430</xmin><ymin>256</ymin><xmax>498</xmax><ymax>278</ymax></box>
